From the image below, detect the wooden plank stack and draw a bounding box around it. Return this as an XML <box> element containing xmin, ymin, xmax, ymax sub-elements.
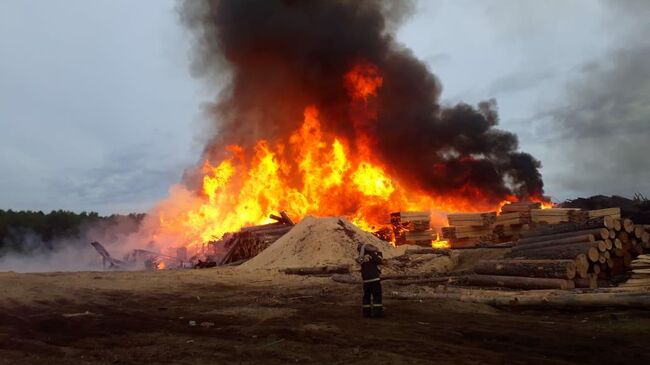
<box><xmin>493</xmin><ymin>201</ymin><xmax>540</xmax><ymax>242</ymax></box>
<box><xmin>501</xmin><ymin>201</ymin><xmax>541</xmax><ymax>214</ymax></box>
<box><xmin>443</xmin><ymin>203</ymin><xmax>547</xmax><ymax>247</ymax></box>
<box><xmin>442</xmin><ymin>212</ymin><xmax>496</xmax><ymax>248</ymax></box>
<box><xmin>530</xmin><ymin>208</ymin><xmax>584</xmax><ymax>224</ymax></box>
<box><xmin>618</xmin><ymin>254</ymin><xmax>650</xmax><ymax>290</ymax></box>
<box><xmin>390</xmin><ymin>211</ymin><xmax>435</xmax><ymax>246</ymax></box>
<box><xmin>494</xmin><ymin>212</ymin><xmax>530</xmax><ymax>241</ymax></box>
<box><xmin>447</xmin><ymin>212</ymin><xmax>497</xmax><ymax>226</ymax></box>
<box><xmin>588</xmin><ymin>207</ymin><xmax>622</xmax><ymax>220</ymax></box>
<box><xmin>500</xmin><ymin>202</ymin><xmax>539</xmax><ymax>224</ymax></box>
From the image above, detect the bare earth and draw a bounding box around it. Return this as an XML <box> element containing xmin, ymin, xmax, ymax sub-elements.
<box><xmin>1</xmin><ymin>268</ymin><xmax>649</xmax><ymax>365</ymax></box>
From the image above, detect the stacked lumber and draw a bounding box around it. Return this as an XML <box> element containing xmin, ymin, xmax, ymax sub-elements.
<box><xmin>495</xmin><ymin>212</ymin><xmax>529</xmax><ymax>226</ymax></box>
<box><xmin>442</xmin><ymin>212</ymin><xmax>497</xmax><ymax>248</ymax></box>
<box><xmin>501</xmin><ymin>201</ymin><xmax>541</xmax><ymax>213</ymax></box>
<box><xmin>495</xmin><ymin>202</ymin><xmax>545</xmax><ymax>241</ymax></box>
<box><xmin>218</xmin><ymin>211</ymin><xmax>295</xmax><ymax>265</ymax></box>
<box><xmin>530</xmin><ymin>208</ymin><xmax>583</xmax><ymax>224</ymax></box>
<box><xmin>618</xmin><ymin>254</ymin><xmax>650</xmax><ymax>289</ymax></box>
<box><xmin>505</xmin><ymin>214</ymin><xmax>645</xmax><ymax>289</ymax></box>
<box><xmin>434</xmin><ymin>204</ymin><xmax>622</xmax><ymax>251</ymax></box>
<box><xmin>588</xmin><ymin>207</ymin><xmax>621</xmax><ymax>219</ymax></box>
<box><xmin>390</xmin><ymin>211</ymin><xmax>434</xmax><ymax>246</ymax></box>
<box><xmin>494</xmin><ymin>212</ymin><xmax>530</xmax><ymax>242</ymax></box>
<box><xmin>447</xmin><ymin>212</ymin><xmax>496</xmax><ymax>226</ymax></box>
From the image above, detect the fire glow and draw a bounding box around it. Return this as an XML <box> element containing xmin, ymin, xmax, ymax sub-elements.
<box><xmin>150</xmin><ymin>63</ymin><xmax>543</xmax><ymax>252</ymax></box>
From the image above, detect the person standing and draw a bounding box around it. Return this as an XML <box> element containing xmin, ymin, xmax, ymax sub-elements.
<box><xmin>356</xmin><ymin>243</ymin><xmax>383</xmax><ymax>318</ymax></box>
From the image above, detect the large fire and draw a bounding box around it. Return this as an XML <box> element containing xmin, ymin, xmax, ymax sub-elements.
<box><xmin>150</xmin><ymin>63</ymin><xmax>544</xmax><ymax>252</ymax></box>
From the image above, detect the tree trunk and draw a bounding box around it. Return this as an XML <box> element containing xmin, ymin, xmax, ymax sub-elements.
<box><xmin>634</xmin><ymin>225</ymin><xmax>645</xmax><ymax>240</ymax></box>
<box><xmin>390</xmin><ymin>290</ymin><xmax>650</xmax><ymax>309</ymax></box>
<box><xmin>517</xmin><ymin>228</ymin><xmax>607</xmax><ymax>245</ymax></box>
<box><xmin>473</xmin><ymin>259</ymin><xmax>576</xmax><ymax>279</ymax></box>
<box><xmin>279</xmin><ymin>211</ymin><xmax>295</xmax><ymax>225</ymax></box>
<box><xmin>512</xmin><ymin>234</ymin><xmax>596</xmax><ymax>253</ymax></box>
<box><xmin>282</xmin><ymin>264</ymin><xmax>350</xmax><ymax>275</ymax></box>
<box><xmin>575</xmin><ymin>254</ymin><xmax>589</xmax><ymax>279</ymax></box>
<box><xmin>574</xmin><ymin>274</ymin><xmax>598</xmax><ymax>289</ymax></box>
<box><xmin>392</xmin><ymin>277</ymin><xmax>451</xmax><ymax>286</ymax></box>
<box><xmin>464</xmin><ymin>274</ymin><xmax>575</xmax><ymax>290</ymax></box>
<box><xmin>507</xmin><ymin>242</ymin><xmax>601</xmax><ymax>262</ymax></box>
<box><xmin>331</xmin><ymin>274</ymin><xmax>360</xmax><ymax>284</ymax></box>
<box><xmin>613</xmin><ymin>238</ymin><xmax>623</xmax><ymax>249</ymax></box>
<box><xmin>404</xmin><ymin>248</ymin><xmax>451</xmax><ymax>256</ymax></box>
<box><xmin>618</xmin><ymin>231</ymin><xmax>630</xmax><ymax>244</ymax></box>
<box><xmin>520</xmin><ymin>217</ymin><xmax>612</xmax><ymax>239</ymax></box>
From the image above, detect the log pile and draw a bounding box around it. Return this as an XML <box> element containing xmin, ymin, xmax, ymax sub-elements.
<box><xmin>390</xmin><ymin>211</ymin><xmax>435</xmax><ymax>246</ymax></box>
<box><xmin>483</xmin><ymin>212</ymin><xmax>644</xmax><ymax>290</ymax></box>
<box><xmin>390</xmin><ymin>287</ymin><xmax>650</xmax><ymax>309</ymax></box>
<box><xmin>217</xmin><ymin>211</ymin><xmax>295</xmax><ymax>265</ymax></box>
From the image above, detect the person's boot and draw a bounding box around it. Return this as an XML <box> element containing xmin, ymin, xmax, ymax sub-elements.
<box><xmin>362</xmin><ymin>305</ymin><xmax>372</xmax><ymax>318</ymax></box>
<box><xmin>371</xmin><ymin>304</ymin><xmax>383</xmax><ymax>318</ymax></box>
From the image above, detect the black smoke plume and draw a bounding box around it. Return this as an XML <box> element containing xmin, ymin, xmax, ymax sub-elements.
<box><xmin>181</xmin><ymin>0</ymin><xmax>545</xmax><ymax>203</ymax></box>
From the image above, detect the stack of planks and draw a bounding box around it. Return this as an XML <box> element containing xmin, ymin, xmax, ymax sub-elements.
<box><xmin>390</xmin><ymin>211</ymin><xmax>435</xmax><ymax>246</ymax></box>
<box><xmin>501</xmin><ymin>201</ymin><xmax>541</xmax><ymax>215</ymax></box>
<box><xmin>530</xmin><ymin>208</ymin><xmax>584</xmax><ymax>225</ymax></box>
<box><xmin>494</xmin><ymin>212</ymin><xmax>530</xmax><ymax>241</ymax></box>
<box><xmin>442</xmin><ymin>212</ymin><xmax>496</xmax><ymax>248</ymax></box>
<box><xmin>618</xmin><ymin>254</ymin><xmax>650</xmax><ymax>290</ymax></box>
<box><xmin>588</xmin><ymin>207</ymin><xmax>622</xmax><ymax>220</ymax></box>
<box><xmin>218</xmin><ymin>211</ymin><xmax>295</xmax><ymax>265</ymax></box>
<box><xmin>495</xmin><ymin>202</ymin><xmax>540</xmax><ymax>241</ymax></box>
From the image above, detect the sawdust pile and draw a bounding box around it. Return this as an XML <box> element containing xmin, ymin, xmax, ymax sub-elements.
<box><xmin>241</xmin><ymin>216</ymin><xmax>399</xmax><ymax>270</ymax></box>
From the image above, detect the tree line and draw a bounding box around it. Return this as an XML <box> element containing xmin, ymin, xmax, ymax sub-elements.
<box><xmin>0</xmin><ymin>210</ymin><xmax>145</xmax><ymax>255</ymax></box>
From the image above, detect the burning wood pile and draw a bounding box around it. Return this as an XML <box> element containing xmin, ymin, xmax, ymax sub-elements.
<box><xmin>216</xmin><ymin>211</ymin><xmax>295</xmax><ymax>265</ymax></box>
<box><xmin>441</xmin><ymin>202</ymin><xmax>542</xmax><ymax>247</ymax></box>
<box><xmin>462</xmin><ymin>209</ymin><xmax>650</xmax><ymax>290</ymax></box>
<box><xmin>390</xmin><ymin>211</ymin><xmax>435</xmax><ymax>246</ymax></box>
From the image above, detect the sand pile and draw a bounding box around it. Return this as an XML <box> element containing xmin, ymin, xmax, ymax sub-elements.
<box><xmin>241</xmin><ymin>216</ymin><xmax>399</xmax><ymax>270</ymax></box>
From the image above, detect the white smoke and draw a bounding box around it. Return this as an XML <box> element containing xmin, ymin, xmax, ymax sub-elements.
<box><xmin>0</xmin><ymin>215</ymin><xmax>151</xmax><ymax>273</ymax></box>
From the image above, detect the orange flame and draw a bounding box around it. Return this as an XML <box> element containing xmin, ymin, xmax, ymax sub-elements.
<box><xmin>344</xmin><ymin>61</ymin><xmax>383</xmax><ymax>102</ymax></box>
<box><xmin>149</xmin><ymin>62</ymin><xmax>540</xmax><ymax>253</ymax></box>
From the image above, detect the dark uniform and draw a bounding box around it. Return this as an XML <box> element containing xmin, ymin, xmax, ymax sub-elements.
<box><xmin>356</xmin><ymin>244</ymin><xmax>383</xmax><ymax>318</ymax></box>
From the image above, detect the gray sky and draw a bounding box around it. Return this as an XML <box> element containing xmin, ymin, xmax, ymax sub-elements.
<box><xmin>1</xmin><ymin>0</ymin><xmax>648</xmax><ymax>214</ymax></box>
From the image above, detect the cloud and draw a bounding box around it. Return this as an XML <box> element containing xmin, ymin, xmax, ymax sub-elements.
<box><xmin>488</xmin><ymin>69</ymin><xmax>556</xmax><ymax>95</ymax></box>
<box><xmin>534</xmin><ymin>1</ymin><xmax>650</xmax><ymax>198</ymax></box>
<box><xmin>48</xmin><ymin>146</ymin><xmax>188</xmax><ymax>214</ymax></box>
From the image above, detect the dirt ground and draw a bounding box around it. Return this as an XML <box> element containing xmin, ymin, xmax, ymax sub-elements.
<box><xmin>1</xmin><ymin>268</ymin><xmax>649</xmax><ymax>365</ymax></box>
